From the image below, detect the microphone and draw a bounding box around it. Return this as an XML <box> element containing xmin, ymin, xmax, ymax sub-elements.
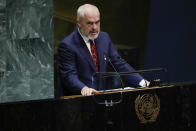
<box><xmin>103</xmin><ymin>55</ymin><xmax>125</xmax><ymax>88</ymax></box>
<box><xmin>104</xmin><ymin>55</ymin><xmax>118</xmax><ymax>72</ymax></box>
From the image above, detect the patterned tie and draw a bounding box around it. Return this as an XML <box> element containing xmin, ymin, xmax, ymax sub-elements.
<box><xmin>89</xmin><ymin>39</ymin><xmax>99</xmax><ymax>71</ymax></box>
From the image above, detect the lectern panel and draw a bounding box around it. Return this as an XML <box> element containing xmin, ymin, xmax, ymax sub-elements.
<box><xmin>0</xmin><ymin>84</ymin><xmax>195</xmax><ymax>131</ymax></box>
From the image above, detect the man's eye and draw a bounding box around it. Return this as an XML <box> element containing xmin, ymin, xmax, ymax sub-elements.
<box><xmin>87</xmin><ymin>21</ymin><xmax>100</xmax><ymax>25</ymax></box>
<box><xmin>87</xmin><ymin>22</ymin><xmax>93</xmax><ymax>25</ymax></box>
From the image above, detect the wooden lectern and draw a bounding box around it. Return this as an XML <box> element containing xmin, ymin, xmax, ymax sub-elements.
<box><xmin>0</xmin><ymin>83</ymin><xmax>196</xmax><ymax>131</ymax></box>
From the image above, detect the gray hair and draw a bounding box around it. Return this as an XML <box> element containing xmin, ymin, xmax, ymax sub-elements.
<box><xmin>77</xmin><ymin>4</ymin><xmax>99</xmax><ymax>20</ymax></box>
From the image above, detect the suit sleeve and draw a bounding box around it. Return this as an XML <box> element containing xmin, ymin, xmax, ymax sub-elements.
<box><xmin>105</xmin><ymin>33</ymin><xmax>143</xmax><ymax>86</ymax></box>
<box><xmin>58</xmin><ymin>42</ymin><xmax>86</xmax><ymax>92</ymax></box>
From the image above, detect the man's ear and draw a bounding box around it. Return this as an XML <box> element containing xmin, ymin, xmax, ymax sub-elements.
<box><xmin>77</xmin><ymin>20</ymin><xmax>81</xmax><ymax>28</ymax></box>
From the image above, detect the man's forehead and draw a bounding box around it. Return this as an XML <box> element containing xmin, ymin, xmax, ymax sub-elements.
<box><xmin>84</xmin><ymin>10</ymin><xmax>99</xmax><ymax>17</ymax></box>
<box><xmin>81</xmin><ymin>12</ymin><xmax>99</xmax><ymax>22</ymax></box>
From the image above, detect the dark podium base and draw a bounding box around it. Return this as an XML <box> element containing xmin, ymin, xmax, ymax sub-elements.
<box><xmin>0</xmin><ymin>82</ymin><xmax>196</xmax><ymax>131</ymax></box>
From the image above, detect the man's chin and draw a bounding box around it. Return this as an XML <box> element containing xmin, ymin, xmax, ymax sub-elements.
<box><xmin>88</xmin><ymin>33</ymin><xmax>99</xmax><ymax>40</ymax></box>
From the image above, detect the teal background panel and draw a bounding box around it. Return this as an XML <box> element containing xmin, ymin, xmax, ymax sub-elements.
<box><xmin>0</xmin><ymin>0</ymin><xmax>54</xmax><ymax>103</ymax></box>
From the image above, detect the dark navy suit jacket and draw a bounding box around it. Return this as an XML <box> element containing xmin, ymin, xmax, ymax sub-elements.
<box><xmin>57</xmin><ymin>29</ymin><xmax>143</xmax><ymax>96</ymax></box>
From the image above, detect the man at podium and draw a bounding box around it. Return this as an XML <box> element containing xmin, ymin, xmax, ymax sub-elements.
<box><xmin>58</xmin><ymin>4</ymin><xmax>149</xmax><ymax>96</ymax></box>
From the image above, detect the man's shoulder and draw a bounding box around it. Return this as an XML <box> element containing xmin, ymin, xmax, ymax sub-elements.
<box><xmin>99</xmin><ymin>31</ymin><xmax>109</xmax><ymax>37</ymax></box>
<box><xmin>97</xmin><ymin>31</ymin><xmax>111</xmax><ymax>42</ymax></box>
<box><xmin>60</xmin><ymin>29</ymin><xmax>80</xmax><ymax>45</ymax></box>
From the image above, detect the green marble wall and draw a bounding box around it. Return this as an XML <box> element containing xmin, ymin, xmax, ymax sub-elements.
<box><xmin>0</xmin><ymin>0</ymin><xmax>54</xmax><ymax>103</ymax></box>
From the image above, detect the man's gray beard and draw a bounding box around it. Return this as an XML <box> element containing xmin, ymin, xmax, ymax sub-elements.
<box><xmin>80</xmin><ymin>28</ymin><xmax>99</xmax><ymax>40</ymax></box>
<box><xmin>88</xmin><ymin>32</ymin><xmax>99</xmax><ymax>40</ymax></box>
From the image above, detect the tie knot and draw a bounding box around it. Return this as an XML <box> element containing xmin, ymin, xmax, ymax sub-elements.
<box><xmin>89</xmin><ymin>39</ymin><xmax>94</xmax><ymax>45</ymax></box>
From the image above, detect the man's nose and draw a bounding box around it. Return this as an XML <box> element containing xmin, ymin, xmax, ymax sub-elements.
<box><xmin>92</xmin><ymin>23</ymin><xmax>97</xmax><ymax>29</ymax></box>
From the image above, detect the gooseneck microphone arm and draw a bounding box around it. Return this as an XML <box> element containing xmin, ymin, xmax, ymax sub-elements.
<box><xmin>105</xmin><ymin>55</ymin><xmax>125</xmax><ymax>88</ymax></box>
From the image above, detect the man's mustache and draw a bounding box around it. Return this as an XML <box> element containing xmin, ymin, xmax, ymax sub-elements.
<box><xmin>89</xmin><ymin>30</ymin><xmax>98</xmax><ymax>33</ymax></box>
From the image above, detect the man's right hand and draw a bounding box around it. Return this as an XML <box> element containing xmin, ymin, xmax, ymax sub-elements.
<box><xmin>81</xmin><ymin>86</ymin><xmax>98</xmax><ymax>96</ymax></box>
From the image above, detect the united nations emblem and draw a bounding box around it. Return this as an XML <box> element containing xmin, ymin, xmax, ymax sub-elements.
<box><xmin>135</xmin><ymin>93</ymin><xmax>160</xmax><ymax>123</ymax></box>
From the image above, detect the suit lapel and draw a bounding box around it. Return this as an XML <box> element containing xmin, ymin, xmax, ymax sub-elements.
<box><xmin>74</xmin><ymin>30</ymin><xmax>97</xmax><ymax>72</ymax></box>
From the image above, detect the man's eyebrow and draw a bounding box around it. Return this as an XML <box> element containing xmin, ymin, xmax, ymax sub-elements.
<box><xmin>87</xmin><ymin>20</ymin><xmax>100</xmax><ymax>24</ymax></box>
<box><xmin>95</xmin><ymin>20</ymin><xmax>100</xmax><ymax>23</ymax></box>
